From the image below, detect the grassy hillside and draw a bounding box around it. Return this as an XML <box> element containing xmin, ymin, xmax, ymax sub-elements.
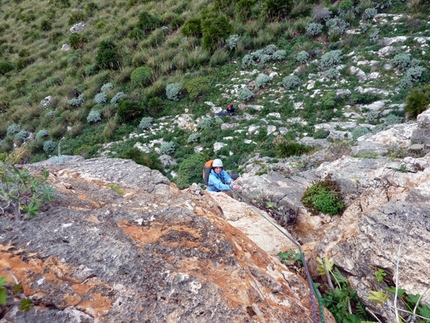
<box><xmin>1</xmin><ymin>0</ymin><xmax>430</xmax><ymax>186</ymax></box>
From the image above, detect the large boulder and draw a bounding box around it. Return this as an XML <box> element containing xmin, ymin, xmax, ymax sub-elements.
<box><xmin>0</xmin><ymin>157</ymin><xmax>329</xmax><ymax>323</ymax></box>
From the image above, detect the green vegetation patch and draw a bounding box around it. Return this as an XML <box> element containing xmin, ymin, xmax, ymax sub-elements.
<box><xmin>302</xmin><ymin>176</ymin><xmax>344</xmax><ymax>216</ymax></box>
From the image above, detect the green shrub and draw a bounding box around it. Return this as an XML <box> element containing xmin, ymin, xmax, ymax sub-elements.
<box><xmin>116</xmin><ymin>99</ymin><xmax>145</xmax><ymax>124</ymax></box>
<box><xmin>118</xmin><ymin>147</ymin><xmax>163</xmax><ymax>172</ymax></box>
<box><xmin>296</xmin><ymin>51</ymin><xmax>310</xmax><ymax>64</ymax></box>
<box><xmin>272</xmin><ymin>50</ymin><xmax>286</xmax><ymax>61</ymax></box>
<box><xmin>69</xmin><ymin>33</ymin><xmax>86</xmax><ymax>49</ymax></box>
<box><xmin>131</xmin><ymin>66</ymin><xmax>154</xmax><ymax>87</ymax></box>
<box><xmin>226</xmin><ymin>34</ymin><xmax>240</xmax><ymax>50</ymax></box>
<box><xmin>405</xmin><ymin>86</ymin><xmax>430</xmax><ymax>119</ymax></box>
<box><xmin>138</xmin><ymin>117</ymin><xmax>153</xmax><ymax>130</ymax></box>
<box><xmin>262</xmin><ymin>0</ymin><xmax>293</xmax><ymax>20</ymax></box>
<box><xmin>351</xmin><ymin>127</ymin><xmax>371</xmax><ymax>139</ymax></box>
<box><xmin>175</xmin><ymin>154</ymin><xmax>206</xmax><ymax>189</ymax></box>
<box><xmin>201</xmin><ymin>14</ymin><xmax>232</xmax><ymax>51</ymax></box>
<box><xmin>181</xmin><ymin>18</ymin><xmax>202</xmax><ymax>37</ymax></box>
<box><xmin>68</xmin><ymin>94</ymin><xmax>85</xmax><ymax>107</ymax></box>
<box><xmin>111</xmin><ymin>92</ymin><xmax>126</xmax><ymax>104</ymax></box>
<box><xmin>255</xmin><ymin>75</ymin><xmax>271</xmax><ymax>89</ymax></box>
<box><xmin>362</xmin><ymin>7</ymin><xmax>377</xmax><ymax>20</ymax></box>
<box><xmin>94</xmin><ymin>92</ymin><xmax>107</xmax><ymax>105</ymax></box>
<box><xmin>392</xmin><ymin>53</ymin><xmax>411</xmax><ymax>70</ymax></box>
<box><xmin>282</xmin><ymin>75</ymin><xmax>301</xmax><ymax>90</ymax></box>
<box><xmin>43</xmin><ymin>140</ymin><xmax>57</xmax><ymax>154</ymax></box>
<box><xmin>187</xmin><ymin>133</ymin><xmax>200</xmax><ymax>143</ymax></box>
<box><xmin>95</xmin><ymin>40</ymin><xmax>120</xmax><ymax>70</ymax></box>
<box><xmin>87</xmin><ymin>110</ymin><xmax>102</xmax><ymax>123</ymax></box>
<box><xmin>166</xmin><ymin>83</ymin><xmax>182</xmax><ymax>101</ymax></box>
<box><xmin>35</xmin><ymin>129</ymin><xmax>49</xmax><ymax>140</ymax></box>
<box><xmin>320</xmin><ymin>50</ymin><xmax>342</xmax><ymax>70</ymax></box>
<box><xmin>0</xmin><ymin>61</ymin><xmax>14</xmax><ymax>75</ymax></box>
<box><xmin>313</xmin><ymin>129</ymin><xmax>330</xmax><ymax>139</ymax></box>
<box><xmin>185</xmin><ymin>76</ymin><xmax>211</xmax><ymax>99</ymax></box>
<box><xmin>324</xmin><ymin>68</ymin><xmax>340</xmax><ymax>79</ymax></box>
<box><xmin>14</xmin><ymin>129</ymin><xmax>29</xmax><ymax>142</ymax></box>
<box><xmin>302</xmin><ymin>178</ymin><xmax>344</xmax><ymax>216</ymax></box>
<box><xmin>6</xmin><ymin>124</ymin><xmax>21</xmax><ymax>136</ymax></box>
<box><xmin>160</xmin><ymin>141</ymin><xmax>176</xmax><ymax>155</ymax></box>
<box><xmin>0</xmin><ymin>162</ymin><xmax>55</xmax><ymax>219</ymax></box>
<box><xmin>365</xmin><ymin>110</ymin><xmax>379</xmax><ymax>124</ymax></box>
<box><xmin>238</xmin><ymin>87</ymin><xmax>255</xmax><ymax>101</ymax></box>
<box><xmin>306</xmin><ymin>22</ymin><xmax>323</xmax><ymax>37</ymax></box>
<box><xmin>197</xmin><ymin>117</ymin><xmax>214</xmax><ymax>130</ymax></box>
<box><xmin>275</xmin><ymin>141</ymin><xmax>311</xmax><ymax>158</ymax></box>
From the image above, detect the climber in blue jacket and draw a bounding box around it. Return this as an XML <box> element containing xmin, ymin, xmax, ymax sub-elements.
<box><xmin>207</xmin><ymin>159</ymin><xmax>241</xmax><ymax>192</ymax></box>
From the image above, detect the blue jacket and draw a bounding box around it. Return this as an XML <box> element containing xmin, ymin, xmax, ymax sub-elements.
<box><xmin>207</xmin><ymin>169</ymin><xmax>233</xmax><ymax>192</ymax></box>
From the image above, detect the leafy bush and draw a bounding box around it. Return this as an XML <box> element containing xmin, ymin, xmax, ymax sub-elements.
<box><xmin>201</xmin><ymin>14</ymin><xmax>233</xmax><ymax>50</ymax></box>
<box><xmin>185</xmin><ymin>76</ymin><xmax>211</xmax><ymax>99</ymax></box>
<box><xmin>405</xmin><ymin>86</ymin><xmax>430</xmax><ymax>119</ymax></box>
<box><xmin>324</xmin><ymin>67</ymin><xmax>340</xmax><ymax>79</ymax></box>
<box><xmin>87</xmin><ymin>110</ymin><xmax>102</xmax><ymax>123</ymax></box>
<box><xmin>399</xmin><ymin>66</ymin><xmax>426</xmax><ymax>89</ymax></box>
<box><xmin>197</xmin><ymin>117</ymin><xmax>214</xmax><ymax>130</ymax></box>
<box><xmin>35</xmin><ymin>129</ymin><xmax>49</xmax><ymax>140</ymax></box>
<box><xmin>132</xmin><ymin>10</ymin><xmax>161</xmax><ymax>37</ymax></box>
<box><xmin>384</xmin><ymin>114</ymin><xmax>403</xmax><ymax>126</ymax></box>
<box><xmin>43</xmin><ymin>140</ymin><xmax>57</xmax><ymax>154</ymax></box>
<box><xmin>160</xmin><ymin>141</ymin><xmax>176</xmax><ymax>155</ymax></box>
<box><xmin>313</xmin><ymin>129</ymin><xmax>330</xmax><ymax>139</ymax></box>
<box><xmin>118</xmin><ymin>147</ymin><xmax>163</xmax><ymax>172</ymax></box>
<box><xmin>226</xmin><ymin>34</ymin><xmax>240</xmax><ymax>50</ymax></box>
<box><xmin>6</xmin><ymin>124</ymin><xmax>21</xmax><ymax>136</ymax></box>
<box><xmin>302</xmin><ymin>177</ymin><xmax>344</xmax><ymax>216</ymax></box>
<box><xmin>296</xmin><ymin>51</ymin><xmax>310</xmax><ymax>64</ymax></box>
<box><xmin>111</xmin><ymin>92</ymin><xmax>126</xmax><ymax>104</ymax></box>
<box><xmin>275</xmin><ymin>141</ymin><xmax>311</xmax><ymax>158</ymax></box>
<box><xmin>365</xmin><ymin>110</ymin><xmax>379</xmax><ymax>124</ymax></box>
<box><xmin>68</xmin><ymin>93</ymin><xmax>85</xmax><ymax>107</ymax></box>
<box><xmin>362</xmin><ymin>7</ymin><xmax>377</xmax><ymax>20</ymax></box>
<box><xmin>369</xmin><ymin>28</ymin><xmax>380</xmax><ymax>42</ymax></box>
<box><xmin>14</xmin><ymin>129</ymin><xmax>29</xmax><ymax>142</ymax></box>
<box><xmin>116</xmin><ymin>99</ymin><xmax>145</xmax><ymax>124</ymax></box>
<box><xmin>95</xmin><ymin>40</ymin><xmax>120</xmax><ymax>70</ymax></box>
<box><xmin>238</xmin><ymin>87</ymin><xmax>255</xmax><ymax>101</ymax></box>
<box><xmin>306</xmin><ymin>22</ymin><xmax>323</xmax><ymax>37</ymax></box>
<box><xmin>320</xmin><ymin>50</ymin><xmax>342</xmax><ymax>70</ymax></box>
<box><xmin>94</xmin><ymin>92</ymin><xmax>108</xmax><ymax>105</ymax></box>
<box><xmin>138</xmin><ymin>117</ymin><xmax>153</xmax><ymax>130</ymax></box>
<box><xmin>0</xmin><ymin>162</ymin><xmax>55</xmax><ymax>219</ymax></box>
<box><xmin>0</xmin><ymin>61</ymin><xmax>14</xmax><ymax>75</ymax></box>
<box><xmin>166</xmin><ymin>83</ymin><xmax>182</xmax><ymax>101</ymax></box>
<box><xmin>255</xmin><ymin>75</ymin><xmax>271</xmax><ymax>89</ymax></box>
<box><xmin>351</xmin><ymin>127</ymin><xmax>371</xmax><ymax>139</ymax></box>
<box><xmin>187</xmin><ymin>133</ymin><xmax>200</xmax><ymax>143</ymax></box>
<box><xmin>101</xmin><ymin>83</ymin><xmax>114</xmax><ymax>92</ymax></box>
<box><xmin>392</xmin><ymin>53</ymin><xmax>411</xmax><ymax>70</ymax></box>
<box><xmin>181</xmin><ymin>18</ymin><xmax>202</xmax><ymax>37</ymax></box>
<box><xmin>175</xmin><ymin>154</ymin><xmax>206</xmax><ymax>189</ymax></box>
<box><xmin>326</xmin><ymin>18</ymin><xmax>348</xmax><ymax>37</ymax></box>
<box><xmin>282</xmin><ymin>75</ymin><xmax>301</xmax><ymax>90</ymax></box>
<box><xmin>85</xmin><ymin>65</ymin><xmax>96</xmax><ymax>76</ymax></box>
<box><xmin>272</xmin><ymin>50</ymin><xmax>286</xmax><ymax>61</ymax></box>
<box><xmin>131</xmin><ymin>66</ymin><xmax>154</xmax><ymax>87</ymax></box>
<box><xmin>262</xmin><ymin>0</ymin><xmax>293</xmax><ymax>20</ymax></box>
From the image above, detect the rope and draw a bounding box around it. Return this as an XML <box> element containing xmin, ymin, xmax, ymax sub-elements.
<box><xmin>230</xmin><ymin>188</ymin><xmax>325</xmax><ymax>323</ymax></box>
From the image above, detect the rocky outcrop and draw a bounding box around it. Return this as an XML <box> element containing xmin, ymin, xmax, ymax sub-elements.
<box><xmin>0</xmin><ymin>158</ymin><xmax>331</xmax><ymax>322</ymax></box>
<box><xmin>238</xmin><ymin>111</ymin><xmax>430</xmax><ymax>321</ymax></box>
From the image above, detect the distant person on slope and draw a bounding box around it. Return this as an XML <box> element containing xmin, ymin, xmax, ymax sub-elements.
<box><xmin>207</xmin><ymin>159</ymin><xmax>241</xmax><ymax>193</ymax></box>
<box><xmin>226</xmin><ymin>103</ymin><xmax>235</xmax><ymax>116</ymax></box>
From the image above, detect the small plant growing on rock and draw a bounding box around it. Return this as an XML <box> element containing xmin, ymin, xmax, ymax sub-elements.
<box><xmin>320</xmin><ymin>50</ymin><xmax>342</xmax><ymax>70</ymax></box>
<box><xmin>0</xmin><ymin>162</ymin><xmax>55</xmax><ymax>219</ymax></box>
<box><xmin>187</xmin><ymin>133</ymin><xmax>200</xmax><ymax>143</ymax></box>
<box><xmin>302</xmin><ymin>175</ymin><xmax>345</xmax><ymax>216</ymax></box>
<box><xmin>197</xmin><ymin>117</ymin><xmax>214</xmax><ymax>130</ymax></box>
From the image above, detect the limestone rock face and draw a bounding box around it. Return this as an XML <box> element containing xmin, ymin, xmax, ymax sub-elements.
<box><xmin>0</xmin><ymin>158</ymin><xmax>325</xmax><ymax>323</ymax></box>
<box><xmin>238</xmin><ymin>111</ymin><xmax>430</xmax><ymax>321</ymax></box>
